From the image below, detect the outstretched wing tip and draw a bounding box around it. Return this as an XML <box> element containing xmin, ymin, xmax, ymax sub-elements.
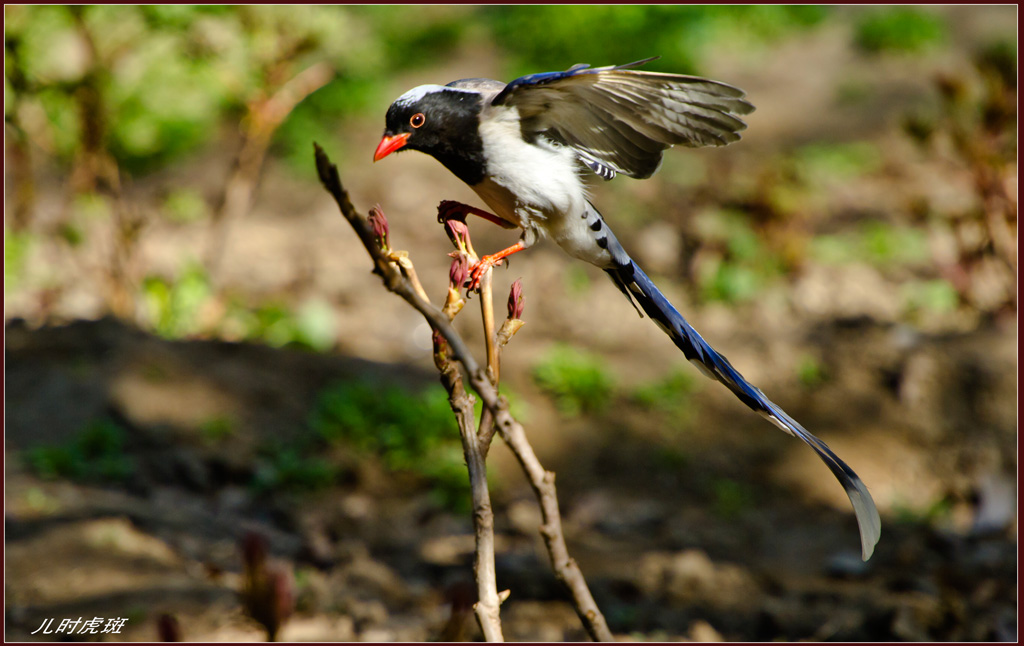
<box><xmin>618</xmin><ymin>55</ymin><xmax>661</xmax><ymax>69</ymax></box>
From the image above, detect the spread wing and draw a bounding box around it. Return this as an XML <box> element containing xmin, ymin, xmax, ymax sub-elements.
<box><xmin>491</xmin><ymin>58</ymin><xmax>755</xmax><ymax>180</ymax></box>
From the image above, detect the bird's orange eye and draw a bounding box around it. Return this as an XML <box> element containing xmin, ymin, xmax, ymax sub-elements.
<box><xmin>410</xmin><ymin>113</ymin><xmax>425</xmax><ymax>128</ymax></box>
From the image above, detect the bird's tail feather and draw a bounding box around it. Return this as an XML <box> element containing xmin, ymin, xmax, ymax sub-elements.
<box><xmin>606</xmin><ymin>260</ymin><xmax>881</xmax><ymax>560</ymax></box>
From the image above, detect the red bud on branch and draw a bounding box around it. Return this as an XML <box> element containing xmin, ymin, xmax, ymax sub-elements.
<box><xmin>507</xmin><ymin>278</ymin><xmax>524</xmax><ymax>320</ymax></box>
<box><xmin>444</xmin><ymin>218</ymin><xmax>472</xmax><ymax>253</ymax></box>
<box><xmin>450</xmin><ymin>254</ymin><xmax>470</xmax><ymax>290</ymax></box>
<box><xmin>497</xmin><ymin>278</ymin><xmax>526</xmax><ymax>347</ymax></box>
<box><xmin>368</xmin><ymin>205</ymin><xmax>389</xmax><ymax>250</ymax></box>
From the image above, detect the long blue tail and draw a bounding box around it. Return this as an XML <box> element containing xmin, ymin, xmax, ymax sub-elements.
<box><xmin>607</xmin><ymin>260</ymin><xmax>881</xmax><ymax>560</ymax></box>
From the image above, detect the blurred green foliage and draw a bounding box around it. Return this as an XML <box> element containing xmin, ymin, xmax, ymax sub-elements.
<box><xmin>161</xmin><ymin>189</ymin><xmax>209</xmax><ymax>224</ymax></box>
<box><xmin>199</xmin><ymin>415</ymin><xmax>236</xmax><ymax>444</ymax></box>
<box><xmin>693</xmin><ymin>209</ymin><xmax>786</xmax><ymax>303</ymax></box>
<box><xmin>471</xmin><ymin>385</ymin><xmax>530</xmax><ymax>425</ymax></box>
<box><xmin>901</xmin><ymin>279</ymin><xmax>960</xmax><ymax>318</ymax></box>
<box><xmin>142</xmin><ymin>263</ymin><xmax>212</xmax><ymax>339</ymax></box>
<box><xmin>533</xmin><ymin>344</ymin><xmax>615</xmax><ymax>417</ymax></box>
<box><xmin>20</xmin><ymin>487</ymin><xmax>62</xmax><ymax>515</ymax></box>
<box><xmin>810</xmin><ymin>221</ymin><xmax>930</xmax><ymax>267</ymax></box>
<box><xmin>790</xmin><ymin>142</ymin><xmax>883</xmax><ymax>185</ymax></box>
<box><xmin>251</xmin><ymin>444</ymin><xmax>339</xmax><ymax>494</ymax></box>
<box><xmin>630</xmin><ymin>368</ymin><xmax>701</xmax><ymax>421</ymax></box>
<box><xmin>855</xmin><ymin>7</ymin><xmax>948</xmax><ymax>54</ymax></box>
<box><xmin>485</xmin><ymin>5</ymin><xmax>829</xmax><ymax>76</ymax></box>
<box><xmin>4</xmin><ymin>229</ymin><xmax>33</xmax><ymax>293</ymax></box>
<box><xmin>8</xmin><ymin>6</ymin><xmax>229</xmax><ymax>169</ymax></box>
<box><xmin>710</xmin><ymin>477</ymin><xmax>756</xmax><ymax>519</ymax></box>
<box><xmin>25</xmin><ymin>418</ymin><xmax>135</xmax><ymax>483</ymax></box>
<box><xmin>796</xmin><ymin>354</ymin><xmax>827</xmax><ymax>388</ymax></box>
<box><xmin>892</xmin><ymin>494</ymin><xmax>954</xmax><ymax>525</ymax></box>
<box><xmin>219</xmin><ymin>298</ymin><xmax>338</xmax><ymax>352</ymax></box>
<box><xmin>311</xmin><ymin>381</ymin><xmax>471</xmax><ymax>511</ymax></box>
<box><xmin>4</xmin><ymin>5</ymin><xmax>470</xmax><ymax>172</ymax></box>
<box><xmin>652</xmin><ymin>445</ymin><xmax>691</xmax><ymax>473</ymax></box>
<box><xmin>141</xmin><ymin>261</ymin><xmax>338</xmax><ymax>349</ymax></box>
<box><xmin>763</xmin><ymin>141</ymin><xmax>883</xmax><ymax>217</ymax></box>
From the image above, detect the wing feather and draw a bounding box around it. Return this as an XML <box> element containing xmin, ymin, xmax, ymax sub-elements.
<box><xmin>493</xmin><ymin>59</ymin><xmax>754</xmax><ymax>179</ymax></box>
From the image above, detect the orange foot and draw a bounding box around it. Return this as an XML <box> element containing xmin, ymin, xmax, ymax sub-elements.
<box><xmin>467</xmin><ymin>254</ymin><xmax>505</xmax><ymax>291</ymax></box>
<box><xmin>466</xmin><ymin>240</ymin><xmax>526</xmax><ymax>291</ymax></box>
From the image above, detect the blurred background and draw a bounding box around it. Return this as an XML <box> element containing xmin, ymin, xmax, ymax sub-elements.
<box><xmin>4</xmin><ymin>5</ymin><xmax>1017</xmax><ymax>642</ymax></box>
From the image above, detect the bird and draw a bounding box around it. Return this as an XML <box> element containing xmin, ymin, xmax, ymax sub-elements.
<box><xmin>373</xmin><ymin>57</ymin><xmax>880</xmax><ymax>560</ymax></box>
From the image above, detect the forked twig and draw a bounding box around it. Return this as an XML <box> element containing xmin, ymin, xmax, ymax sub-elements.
<box><xmin>314</xmin><ymin>144</ymin><xmax>612</xmax><ymax>642</ymax></box>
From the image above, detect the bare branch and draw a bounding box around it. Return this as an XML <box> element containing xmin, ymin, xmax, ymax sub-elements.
<box><xmin>496</xmin><ymin>417</ymin><xmax>612</xmax><ymax>641</ymax></box>
<box><xmin>324</xmin><ymin>149</ymin><xmax>504</xmax><ymax>639</ymax></box>
<box><xmin>314</xmin><ymin>144</ymin><xmax>613</xmax><ymax>642</ymax></box>
<box><xmin>433</xmin><ymin>332</ymin><xmax>504</xmax><ymax>642</ymax></box>
<box><xmin>476</xmin><ymin>270</ymin><xmax>501</xmax><ymax>460</ymax></box>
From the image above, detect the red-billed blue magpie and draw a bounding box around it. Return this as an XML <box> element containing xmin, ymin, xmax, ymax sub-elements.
<box><xmin>374</xmin><ymin>58</ymin><xmax>880</xmax><ymax>560</ymax></box>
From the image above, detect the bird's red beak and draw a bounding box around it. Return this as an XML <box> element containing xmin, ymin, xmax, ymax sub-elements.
<box><xmin>373</xmin><ymin>133</ymin><xmax>410</xmax><ymax>162</ymax></box>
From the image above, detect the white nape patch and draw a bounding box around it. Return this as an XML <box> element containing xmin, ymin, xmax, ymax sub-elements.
<box><xmin>394</xmin><ymin>84</ymin><xmax>474</xmax><ymax>107</ymax></box>
<box><xmin>394</xmin><ymin>85</ymin><xmax>447</xmax><ymax>107</ymax></box>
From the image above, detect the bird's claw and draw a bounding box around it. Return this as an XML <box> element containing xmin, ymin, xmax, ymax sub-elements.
<box><xmin>466</xmin><ymin>255</ymin><xmax>504</xmax><ymax>291</ymax></box>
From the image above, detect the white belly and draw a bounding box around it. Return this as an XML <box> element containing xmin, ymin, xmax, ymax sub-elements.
<box><xmin>471</xmin><ymin>106</ymin><xmax>616</xmax><ymax>267</ymax></box>
<box><xmin>474</xmin><ymin>107</ymin><xmax>585</xmax><ymax>227</ymax></box>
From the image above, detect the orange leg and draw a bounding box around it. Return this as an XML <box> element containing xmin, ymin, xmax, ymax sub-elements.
<box><xmin>437</xmin><ymin>200</ymin><xmax>517</xmax><ymax>230</ymax></box>
<box><xmin>468</xmin><ymin>241</ymin><xmax>527</xmax><ymax>290</ymax></box>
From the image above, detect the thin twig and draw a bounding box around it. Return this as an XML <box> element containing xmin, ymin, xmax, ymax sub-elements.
<box><xmin>479</xmin><ymin>271</ymin><xmax>500</xmax><ymax>384</ymax></box>
<box><xmin>314</xmin><ymin>143</ymin><xmax>613</xmax><ymax>642</ymax></box>
<box><xmin>496</xmin><ymin>420</ymin><xmax>612</xmax><ymax>641</ymax></box>
<box><xmin>434</xmin><ymin>272</ymin><xmax>504</xmax><ymax>641</ymax></box>
<box><xmin>478</xmin><ymin>406</ymin><xmax>498</xmax><ymax>459</ymax></box>
<box><xmin>470</xmin><ymin>264</ymin><xmax>509</xmax><ymax>638</ymax></box>
<box><xmin>433</xmin><ymin>336</ymin><xmax>504</xmax><ymax>642</ymax></box>
<box><xmin>477</xmin><ymin>270</ymin><xmax>499</xmax><ymax>457</ymax></box>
